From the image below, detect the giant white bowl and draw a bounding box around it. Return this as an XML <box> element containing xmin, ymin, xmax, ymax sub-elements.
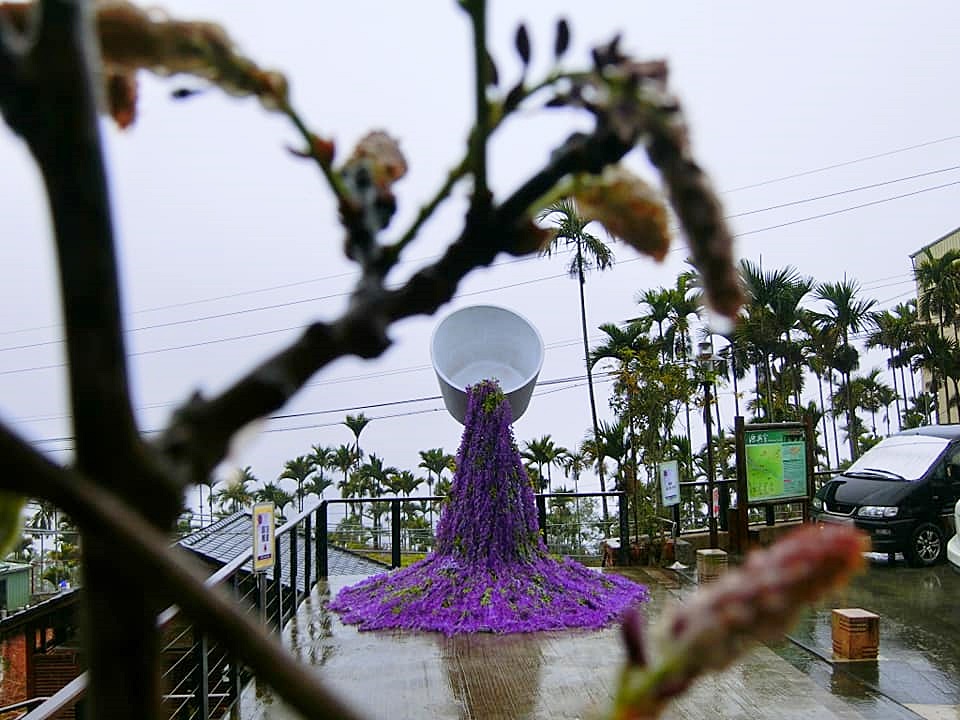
<box><xmin>430</xmin><ymin>305</ymin><xmax>544</xmax><ymax>424</ymax></box>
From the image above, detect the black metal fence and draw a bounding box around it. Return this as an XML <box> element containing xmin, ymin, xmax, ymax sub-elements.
<box><xmin>316</xmin><ymin>491</ymin><xmax>630</xmax><ymax>576</ymax></box>
<box><xmin>24</xmin><ymin>489</ymin><xmax>631</xmax><ymax>719</ymax></box>
<box><xmin>22</xmin><ymin>504</ymin><xmax>326</xmax><ymax>720</ymax></box>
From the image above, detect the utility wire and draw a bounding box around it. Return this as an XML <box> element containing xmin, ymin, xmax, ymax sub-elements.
<box><xmin>724</xmin><ymin>134</ymin><xmax>960</xmax><ymax>192</ymax></box>
<box><xmin>3</xmin><ymin>163</ymin><xmax>958</xmax><ymax>352</ymax></box>
<box><xmin>727</xmin><ymin>164</ymin><xmax>960</xmax><ymax>218</ymax></box>
<box><xmin>736</xmin><ymin>179</ymin><xmax>960</xmax><ymax>237</ymax></box>
<box><xmin>29</xmin><ymin>371</ymin><xmax>618</xmax><ymax>450</ymax></box>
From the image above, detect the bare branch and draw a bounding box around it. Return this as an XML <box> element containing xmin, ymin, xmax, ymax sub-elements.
<box><xmin>16</xmin><ymin>0</ymin><xmax>148</xmax><ymax>485</ymax></box>
<box><xmin>157</xmin><ymin>124</ymin><xmax>632</xmax><ymax>484</ymax></box>
<box><xmin>464</xmin><ymin>0</ymin><xmax>490</xmax><ymax>202</ymax></box>
<box><xmin>0</xmin><ymin>422</ymin><xmax>366</xmax><ymax>720</ymax></box>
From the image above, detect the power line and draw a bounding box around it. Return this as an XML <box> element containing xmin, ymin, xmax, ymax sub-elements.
<box><xmin>736</xmin><ymin>179</ymin><xmax>960</xmax><ymax>237</ymax></box>
<box><xmin>724</xmin><ymin>134</ymin><xmax>960</xmax><ymax>193</ymax></box>
<box><xmin>28</xmin><ymin>371</ymin><xmax>617</xmax><ymax>449</ymax></box>
<box><xmin>8</xmin><ymin>335</ymin><xmax>607</xmax><ymax>426</ymax></box>
<box><xmin>0</xmin><ymin>247</ymin><xmax>567</xmax><ymax>341</ymax></box>
<box><xmin>1</xmin><ymin>168</ymin><xmax>954</xmax><ymax>359</ymax></box>
<box><xmin>727</xmin><ymin>164</ymin><xmax>960</xmax><ymax>218</ymax></box>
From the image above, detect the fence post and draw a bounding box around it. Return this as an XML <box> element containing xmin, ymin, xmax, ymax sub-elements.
<box><xmin>318</xmin><ymin>502</ymin><xmax>328</xmax><ymax>580</ymax></box>
<box><xmin>536</xmin><ymin>494</ymin><xmax>547</xmax><ymax>546</ymax></box>
<box><xmin>228</xmin><ymin>575</ymin><xmax>242</xmax><ymax>710</ymax></box>
<box><xmin>289</xmin><ymin>528</ymin><xmax>298</xmax><ymax>618</ymax></box>
<box><xmin>273</xmin><ymin>538</ymin><xmax>283</xmax><ymax>632</ymax></box>
<box><xmin>618</xmin><ymin>492</ymin><xmax>629</xmax><ymax>566</ymax></box>
<box><xmin>304</xmin><ymin>514</ymin><xmax>313</xmax><ymax>593</ymax></box>
<box><xmin>391</xmin><ymin>500</ymin><xmax>402</xmax><ymax>569</ymax></box>
<box><xmin>193</xmin><ymin>629</ymin><xmax>210</xmax><ymax>720</ymax></box>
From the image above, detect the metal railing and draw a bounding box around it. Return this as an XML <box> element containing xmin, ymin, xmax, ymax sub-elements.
<box><xmin>23</xmin><ymin>503</ymin><xmax>326</xmax><ymax>720</ymax></box>
<box><xmin>315</xmin><ymin>491</ymin><xmax>630</xmax><ymax>576</ymax></box>
<box><xmin>24</xmin><ymin>490</ymin><xmax>631</xmax><ymax>719</ymax></box>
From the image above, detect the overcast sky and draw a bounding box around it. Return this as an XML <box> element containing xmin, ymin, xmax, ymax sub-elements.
<box><xmin>2</xmin><ymin>1</ymin><xmax>959</xmax><ymax>517</ymax></box>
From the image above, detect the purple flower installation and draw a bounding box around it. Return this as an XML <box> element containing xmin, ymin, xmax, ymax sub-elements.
<box><xmin>329</xmin><ymin>380</ymin><xmax>648</xmax><ymax>635</ymax></box>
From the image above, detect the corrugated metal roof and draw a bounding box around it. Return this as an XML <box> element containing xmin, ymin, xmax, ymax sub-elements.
<box><xmin>909</xmin><ymin>225</ymin><xmax>960</xmax><ymax>259</ymax></box>
<box><xmin>178</xmin><ymin>511</ymin><xmax>386</xmax><ymax>587</ymax></box>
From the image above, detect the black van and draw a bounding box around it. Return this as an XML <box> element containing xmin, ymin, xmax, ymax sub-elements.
<box><xmin>811</xmin><ymin>426</ymin><xmax>960</xmax><ymax>566</ymax></box>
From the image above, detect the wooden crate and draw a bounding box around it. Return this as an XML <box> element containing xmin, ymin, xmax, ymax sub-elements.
<box><xmin>832</xmin><ymin>608</ymin><xmax>879</xmax><ymax>660</ymax></box>
<box><xmin>695</xmin><ymin>549</ymin><xmax>727</xmax><ymax>584</ymax></box>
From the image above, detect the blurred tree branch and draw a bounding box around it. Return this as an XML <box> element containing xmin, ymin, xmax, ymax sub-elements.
<box><xmin>0</xmin><ymin>1</ymin><xmax>746</xmax><ymax>718</ymax></box>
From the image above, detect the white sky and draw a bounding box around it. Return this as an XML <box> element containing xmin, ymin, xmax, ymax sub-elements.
<box><xmin>2</xmin><ymin>1</ymin><xmax>959</xmax><ymax>517</ymax></box>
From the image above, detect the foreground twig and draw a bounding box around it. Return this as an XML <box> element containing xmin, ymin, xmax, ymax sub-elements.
<box><xmin>0</xmin><ymin>421</ymin><xmax>364</xmax><ymax>720</ymax></box>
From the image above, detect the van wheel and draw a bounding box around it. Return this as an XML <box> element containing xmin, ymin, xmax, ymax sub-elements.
<box><xmin>906</xmin><ymin>523</ymin><xmax>945</xmax><ymax>567</ymax></box>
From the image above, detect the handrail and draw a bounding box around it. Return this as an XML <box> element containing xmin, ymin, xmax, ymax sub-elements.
<box><xmin>21</xmin><ymin>676</ymin><xmax>83</xmax><ymax>720</ymax></box>
<box><xmin>24</xmin><ymin>502</ymin><xmax>322</xmax><ymax>720</ymax></box>
<box><xmin>0</xmin><ymin>697</ymin><xmax>51</xmax><ymax>714</ymax></box>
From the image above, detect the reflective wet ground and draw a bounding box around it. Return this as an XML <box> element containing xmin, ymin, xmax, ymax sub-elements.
<box><xmin>774</xmin><ymin>555</ymin><xmax>960</xmax><ymax>720</ymax></box>
<box><xmin>245</xmin><ymin>559</ymin><xmax>960</xmax><ymax>719</ymax></box>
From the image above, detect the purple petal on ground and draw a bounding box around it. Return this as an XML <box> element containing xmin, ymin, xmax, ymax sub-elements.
<box><xmin>328</xmin><ymin>380</ymin><xmax>648</xmax><ymax>635</ymax></box>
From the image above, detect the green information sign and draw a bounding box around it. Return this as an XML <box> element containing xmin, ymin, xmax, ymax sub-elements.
<box><xmin>743</xmin><ymin>428</ymin><xmax>808</xmax><ymax>503</ymax></box>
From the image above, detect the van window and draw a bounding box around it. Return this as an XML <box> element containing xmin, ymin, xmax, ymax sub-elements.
<box><xmin>846</xmin><ymin>435</ymin><xmax>949</xmax><ymax>481</ymax></box>
<box><xmin>933</xmin><ymin>445</ymin><xmax>960</xmax><ymax>483</ymax></box>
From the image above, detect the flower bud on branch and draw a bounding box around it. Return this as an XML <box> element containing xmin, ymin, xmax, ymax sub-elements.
<box><xmin>608</xmin><ymin>524</ymin><xmax>868</xmax><ymax>720</ymax></box>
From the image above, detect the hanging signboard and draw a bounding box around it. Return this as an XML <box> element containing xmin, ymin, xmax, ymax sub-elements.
<box><xmin>659</xmin><ymin>460</ymin><xmax>680</xmax><ymax>507</ymax></box>
<box><xmin>732</xmin><ymin>417</ymin><xmax>815</xmax><ymax>554</ymax></box>
<box><xmin>742</xmin><ymin>426</ymin><xmax>809</xmax><ymax>504</ymax></box>
<box><xmin>252</xmin><ymin>502</ymin><xmax>276</xmax><ymax>572</ymax></box>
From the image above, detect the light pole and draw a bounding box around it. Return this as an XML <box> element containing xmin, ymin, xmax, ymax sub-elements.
<box><xmin>698</xmin><ymin>341</ymin><xmax>719</xmax><ymax>548</ymax></box>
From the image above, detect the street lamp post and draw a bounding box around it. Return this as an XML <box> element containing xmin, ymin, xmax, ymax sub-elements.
<box><xmin>698</xmin><ymin>342</ymin><xmax>719</xmax><ymax>548</ymax></box>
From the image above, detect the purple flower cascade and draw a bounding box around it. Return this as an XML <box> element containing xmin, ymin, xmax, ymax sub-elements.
<box><xmin>328</xmin><ymin>380</ymin><xmax>648</xmax><ymax>634</ymax></box>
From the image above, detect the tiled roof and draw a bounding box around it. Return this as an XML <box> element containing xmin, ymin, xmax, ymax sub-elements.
<box><xmin>178</xmin><ymin>512</ymin><xmax>386</xmax><ymax>588</ymax></box>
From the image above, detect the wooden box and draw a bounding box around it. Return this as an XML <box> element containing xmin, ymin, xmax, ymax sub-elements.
<box><xmin>696</xmin><ymin>549</ymin><xmax>727</xmax><ymax>584</ymax></box>
<box><xmin>832</xmin><ymin>608</ymin><xmax>879</xmax><ymax>660</ymax></box>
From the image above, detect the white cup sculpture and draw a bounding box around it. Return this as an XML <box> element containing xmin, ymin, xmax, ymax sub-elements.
<box><xmin>430</xmin><ymin>305</ymin><xmax>544</xmax><ymax>424</ymax></box>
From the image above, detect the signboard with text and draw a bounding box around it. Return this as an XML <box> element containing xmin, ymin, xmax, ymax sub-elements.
<box><xmin>741</xmin><ymin>425</ymin><xmax>810</xmax><ymax>504</ymax></box>
<box><xmin>659</xmin><ymin>460</ymin><xmax>680</xmax><ymax>507</ymax></box>
<box><xmin>252</xmin><ymin>502</ymin><xmax>276</xmax><ymax>572</ymax></box>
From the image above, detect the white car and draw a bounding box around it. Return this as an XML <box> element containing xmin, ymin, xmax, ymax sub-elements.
<box><xmin>948</xmin><ymin>498</ymin><xmax>960</xmax><ymax>571</ymax></box>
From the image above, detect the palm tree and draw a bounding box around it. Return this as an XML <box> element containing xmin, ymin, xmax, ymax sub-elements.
<box><xmin>561</xmin><ymin>449</ymin><xmax>588</xmax><ymax>493</ymax></box>
<box><xmin>667</xmin><ymin>273</ymin><xmax>702</xmax><ymax>455</ymax></box>
<box><xmin>254</xmin><ymin>482</ymin><xmax>294</xmax><ymax>517</ymax></box>
<box><xmin>867</xmin><ymin>309</ymin><xmax>907</xmax><ymax>431</ymax></box>
<box><xmin>737</xmin><ymin>260</ymin><xmax>812</xmax><ymax>422</ymax></box>
<box><xmin>302</xmin><ymin>474</ymin><xmax>335</xmax><ymax>504</ymax></box>
<box><xmin>358</xmin><ymin>454</ymin><xmax>398</xmax><ymax>549</ymax></box>
<box><xmin>384</xmin><ymin>470</ymin><xmax>421</xmax><ymax>497</ymax></box>
<box><xmin>911</xmin><ymin>324</ymin><xmax>960</xmax><ymax>425</ymax></box>
<box><xmin>30</xmin><ymin>499</ymin><xmax>58</xmax><ymax>582</ymax></box>
<box><xmin>309</xmin><ymin>444</ymin><xmax>335</xmax><ymax>502</ymax></box>
<box><xmin>332</xmin><ymin>443</ymin><xmax>358</xmax><ymax>515</ymax></box>
<box><xmin>279</xmin><ymin>455</ymin><xmax>315</xmax><ymax>513</ymax></box>
<box><xmin>598</xmin><ymin>419</ymin><xmax>629</xmax><ymax>494</ymax></box>
<box><xmin>213</xmin><ymin>467</ymin><xmax>256</xmax><ymax>514</ymax></box>
<box><xmin>914</xmin><ymin>249</ymin><xmax>960</xmax><ymax>423</ymax></box>
<box><xmin>591</xmin><ymin>319</ymin><xmax>651</xmax><ymax>515</ymax></box>
<box><xmin>635</xmin><ymin>288</ymin><xmax>673</xmax><ymax>362</ymax></box>
<box><xmin>521</xmin><ymin>435</ymin><xmax>566</xmax><ymax>492</ymax></box>
<box><xmin>813</xmin><ymin>279</ymin><xmax>877</xmax><ymax>460</ymax></box>
<box><xmin>343</xmin><ymin>413</ymin><xmax>371</xmax><ymax>470</ymax></box>
<box><xmin>800</xmin><ymin>313</ymin><xmax>840</xmax><ymax>467</ymax></box>
<box><xmin>537</xmin><ymin>199</ymin><xmax>615</xmax><ymax>507</ymax></box>
<box><xmin>418</xmin><ymin>448</ymin><xmax>454</xmax><ymax>528</ymax></box>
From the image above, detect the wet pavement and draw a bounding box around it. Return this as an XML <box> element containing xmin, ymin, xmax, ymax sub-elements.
<box><xmin>775</xmin><ymin>555</ymin><xmax>960</xmax><ymax>720</ymax></box>
<box><xmin>244</xmin><ymin>558</ymin><xmax>960</xmax><ymax>719</ymax></box>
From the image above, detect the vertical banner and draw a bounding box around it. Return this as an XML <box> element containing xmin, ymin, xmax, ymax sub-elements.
<box><xmin>659</xmin><ymin>460</ymin><xmax>680</xmax><ymax>507</ymax></box>
<box><xmin>252</xmin><ymin>502</ymin><xmax>276</xmax><ymax>572</ymax></box>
